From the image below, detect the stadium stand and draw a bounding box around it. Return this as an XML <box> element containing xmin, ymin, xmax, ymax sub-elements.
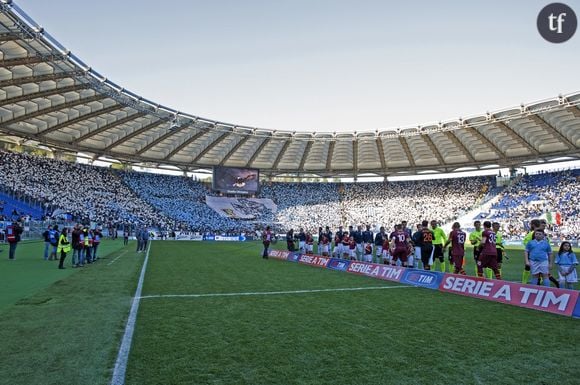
<box><xmin>1</xmin><ymin>150</ymin><xmax>578</xmax><ymax>243</ymax></box>
<box><xmin>0</xmin><ymin>151</ymin><xmax>171</xmax><ymax>227</ymax></box>
<box><xmin>489</xmin><ymin>170</ymin><xmax>580</xmax><ymax>240</ymax></box>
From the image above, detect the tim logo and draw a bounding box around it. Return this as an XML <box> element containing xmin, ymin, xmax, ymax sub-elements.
<box><xmin>401</xmin><ymin>270</ymin><xmax>442</xmax><ymax>289</ymax></box>
<box><xmin>537</xmin><ymin>3</ymin><xmax>577</xmax><ymax>43</ymax></box>
<box><xmin>327</xmin><ymin>259</ymin><xmax>350</xmax><ymax>272</ymax></box>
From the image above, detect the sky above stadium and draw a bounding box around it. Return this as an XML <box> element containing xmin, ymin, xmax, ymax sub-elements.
<box><xmin>14</xmin><ymin>0</ymin><xmax>580</xmax><ymax>133</ymax></box>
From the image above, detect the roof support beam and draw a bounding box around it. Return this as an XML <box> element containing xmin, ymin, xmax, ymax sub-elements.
<box><xmin>0</xmin><ymin>94</ymin><xmax>108</xmax><ymax>128</ymax></box>
<box><xmin>272</xmin><ymin>140</ymin><xmax>292</xmax><ymax>170</ymax></box>
<box><xmin>444</xmin><ymin>131</ymin><xmax>475</xmax><ymax>163</ymax></box>
<box><xmin>352</xmin><ymin>139</ymin><xmax>358</xmax><ymax>178</ymax></box>
<box><xmin>298</xmin><ymin>140</ymin><xmax>314</xmax><ymax>170</ymax></box>
<box><xmin>219</xmin><ymin>134</ymin><xmax>252</xmax><ymax>166</ymax></box>
<box><xmin>422</xmin><ymin>134</ymin><xmax>445</xmax><ymax>166</ymax></box>
<box><xmin>0</xmin><ymin>83</ymin><xmax>90</xmax><ymax>108</ymax></box>
<box><xmin>326</xmin><ymin>140</ymin><xmax>335</xmax><ymax>171</ymax></box>
<box><xmin>39</xmin><ymin>104</ymin><xmax>123</xmax><ymax>137</ymax></box>
<box><xmin>192</xmin><ymin>131</ymin><xmax>230</xmax><ymax>163</ymax></box>
<box><xmin>0</xmin><ymin>71</ymin><xmax>85</xmax><ymax>88</ymax></box>
<box><xmin>398</xmin><ymin>137</ymin><xmax>416</xmax><ymax>168</ymax></box>
<box><xmin>71</xmin><ymin>111</ymin><xmax>145</xmax><ymax>144</ymax></box>
<box><xmin>103</xmin><ymin>119</ymin><xmax>164</xmax><ymax>152</ymax></box>
<box><xmin>162</xmin><ymin>130</ymin><xmax>208</xmax><ymax>160</ymax></box>
<box><xmin>494</xmin><ymin>120</ymin><xmax>539</xmax><ymax>155</ymax></box>
<box><xmin>376</xmin><ymin>137</ymin><xmax>387</xmax><ymax>172</ymax></box>
<box><xmin>527</xmin><ymin>113</ymin><xmax>576</xmax><ymax>150</ymax></box>
<box><xmin>0</xmin><ymin>54</ymin><xmax>67</xmax><ymax>67</ymax></box>
<box><xmin>0</xmin><ymin>33</ymin><xmax>24</xmax><ymax>42</ymax></box>
<box><xmin>247</xmin><ymin>137</ymin><xmax>270</xmax><ymax>168</ymax></box>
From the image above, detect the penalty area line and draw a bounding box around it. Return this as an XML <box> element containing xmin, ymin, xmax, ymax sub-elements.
<box><xmin>139</xmin><ymin>285</ymin><xmax>413</xmax><ymax>300</ymax></box>
<box><xmin>110</xmin><ymin>242</ymin><xmax>151</xmax><ymax>385</ymax></box>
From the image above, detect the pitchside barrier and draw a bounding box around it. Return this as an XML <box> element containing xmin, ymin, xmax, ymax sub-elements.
<box><xmin>268</xmin><ymin>250</ymin><xmax>580</xmax><ymax>319</ymax></box>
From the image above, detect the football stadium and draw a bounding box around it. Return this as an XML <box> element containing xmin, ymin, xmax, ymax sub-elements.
<box><xmin>1</xmin><ymin>1</ymin><xmax>580</xmax><ymax>384</ymax></box>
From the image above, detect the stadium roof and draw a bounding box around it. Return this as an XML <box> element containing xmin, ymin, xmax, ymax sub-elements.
<box><xmin>0</xmin><ymin>1</ymin><xmax>579</xmax><ymax>178</ymax></box>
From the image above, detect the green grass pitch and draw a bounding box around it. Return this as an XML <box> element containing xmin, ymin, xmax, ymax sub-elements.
<box><xmin>0</xmin><ymin>240</ymin><xmax>579</xmax><ymax>385</ymax></box>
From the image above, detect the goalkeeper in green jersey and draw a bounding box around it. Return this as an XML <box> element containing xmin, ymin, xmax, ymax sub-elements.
<box><xmin>430</xmin><ymin>220</ymin><xmax>448</xmax><ymax>273</ymax></box>
<box><xmin>469</xmin><ymin>221</ymin><xmax>483</xmax><ymax>276</ymax></box>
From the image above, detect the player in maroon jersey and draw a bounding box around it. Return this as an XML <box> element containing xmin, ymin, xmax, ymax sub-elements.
<box><xmin>342</xmin><ymin>233</ymin><xmax>351</xmax><ymax>259</ymax></box>
<box><xmin>305</xmin><ymin>232</ymin><xmax>314</xmax><ymax>255</ymax></box>
<box><xmin>443</xmin><ymin>222</ymin><xmax>467</xmax><ymax>275</ymax></box>
<box><xmin>390</xmin><ymin>224</ymin><xmax>411</xmax><ymax>267</ymax></box>
<box><xmin>477</xmin><ymin>221</ymin><xmax>501</xmax><ymax>279</ymax></box>
<box><xmin>320</xmin><ymin>233</ymin><xmax>330</xmax><ymax>256</ymax></box>
<box><xmin>348</xmin><ymin>236</ymin><xmax>357</xmax><ymax>260</ymax></box>
<box><xmin>382</xmin><ymin>236</ymin><xmax>390</xmax><ymax>264</ymax></box>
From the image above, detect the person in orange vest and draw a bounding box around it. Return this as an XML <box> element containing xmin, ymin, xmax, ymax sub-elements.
<box><xmin>6</xmin><ymin>221</ymin><xmax>23</xmax><ymax>260</ymax></box>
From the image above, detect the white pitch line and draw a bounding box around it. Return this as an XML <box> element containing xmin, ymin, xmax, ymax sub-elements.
<box><xmin>139</xmin><ymin>285</ymin><xmax>411</xmax><ymax>300</ymax></box>
<box><xmin>110</xmin><ymin>242</ymin><xmax>151</xmax><ymax>385</ymax></box>
<box><xmin>107</xmin><ymin>251</ymin><xmax>128</xmax><ymax>266</ymax></box>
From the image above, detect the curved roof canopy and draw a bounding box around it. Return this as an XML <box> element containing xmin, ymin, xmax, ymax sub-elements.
<box><xmin>0</xmin><ymin>1</ymin><xmax>579</xmax><ymax>177</ymax></box>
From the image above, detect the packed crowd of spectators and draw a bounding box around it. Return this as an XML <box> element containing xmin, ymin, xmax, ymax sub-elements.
<box><xmin>490</xmin><ymin>170</ymin><xmax>580</xmax><ymax>241</ymax></box>
<box><xmin>0</xmin><ymin>150</ymin><xmax>170</xmax><ymax>227</ymax></box>
<box><xmin>120</xmin><ymin>171</ymin><xmax>256</xmax><ymax>233</ymax></box>
<box><xmin>1</xmin><ymin>150</ymin><xmax>578</xmax><ymax>242</ymax></box>
<box><xmin>340</xmin><ymin>178</ymin><xmax>491</xmax><ymax>231</ymax></box>
<box><xmin>260</xmin><ymin>182</ymin><xmax>342</xmax><ymax>231</ymax></box>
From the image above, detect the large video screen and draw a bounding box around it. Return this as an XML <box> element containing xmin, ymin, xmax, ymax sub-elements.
<box><xmin>212</xmin><ymin>166</ymin><xmax>260</xmax><ymax>195</ymax></box>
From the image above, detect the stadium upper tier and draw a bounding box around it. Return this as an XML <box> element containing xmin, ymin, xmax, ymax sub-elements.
<box><xmin>0</xmin><ymin>1</ymin><xmax>579</xmax><ymax>178</ymax></box>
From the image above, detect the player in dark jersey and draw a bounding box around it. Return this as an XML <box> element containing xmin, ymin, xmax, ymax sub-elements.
<box><xmin>354</xmin><ymin>225</ymin><xmax>364</xmax><ymax>260</ymax></box>
<box><xmin>420</xmin><ymin>220</ymin><xmax>434</xmax><ymax>270</ymax></box>
<box><xmin>411</xmin><ymin>223</ymin><xmax>423</xmax><ymax>269</ymax></box>
<box><xmin>286</xmin><ymin>229</ymin><xmax>295</xmax><ymax>252</ymax></box>
<box><xmin>477</xmin><ymin>221</ymin><xmax>501</xmax><ymax>279</ymax></box>
<box><xmin>443</xmin><ymin>222</ymin><xmax>466</xmax><ymax>275</ymax></box>
<box><xmin>362</xmin><ymin>225</ymin><xmax>374</xmax><ymax>258</ymax></box>
<box><xmin>374</xmin><ymin>226</ymin><xmax>386</xmax><ymax>264</ymax></box>
<box><xmin>390</xmin><ymin>224</ymin><xmax>411</xmax><ymax>267</ymax></box>
<box><xmin>335</xmin><ymin>226</ymin><xmax>345</xmax><ymax>258</ymax></box>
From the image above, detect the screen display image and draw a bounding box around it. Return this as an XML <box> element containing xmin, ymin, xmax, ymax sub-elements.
<box><xmin>213</xmin><ymin>166</ymin><xmax>259</xmax><ymax>194</ymax></box>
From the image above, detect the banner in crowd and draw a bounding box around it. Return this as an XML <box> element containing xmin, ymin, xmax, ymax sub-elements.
<box><xmin>205</xmin><ymin>196</ymin><xmax>277</xmax><ymax>219</ymax></box>
<box><xmin>267</xmin><ymin>250</ymin><xmax>580</xmax><ymax>318</ymax></box>
<box><xmin>215</xmin><ymin>235</ymin><xmax>247</xmax><ymax>241</ymax></box>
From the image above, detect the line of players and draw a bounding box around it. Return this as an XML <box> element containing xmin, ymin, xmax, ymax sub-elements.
<box><xmin>285</xmin><ymin>220</ymin><xmax>505</xmax><ymax>279</ymax></box>
<box><xmin>283</xmin><ymin>218</ymin><xmax>578</xmax><ymax>288</ymax></box>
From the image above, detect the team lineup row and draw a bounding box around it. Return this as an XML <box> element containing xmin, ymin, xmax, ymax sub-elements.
<box><xmin>261</xmin><ymin>219</ymin><xmax>579</xmax><ymax>289</ymax></box>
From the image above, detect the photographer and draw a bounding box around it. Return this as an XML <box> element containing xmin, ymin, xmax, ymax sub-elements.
<box><xmin>6</xmin><ymin>220</ymin><xmax>23</xmax><ymax>260</ymax></box>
